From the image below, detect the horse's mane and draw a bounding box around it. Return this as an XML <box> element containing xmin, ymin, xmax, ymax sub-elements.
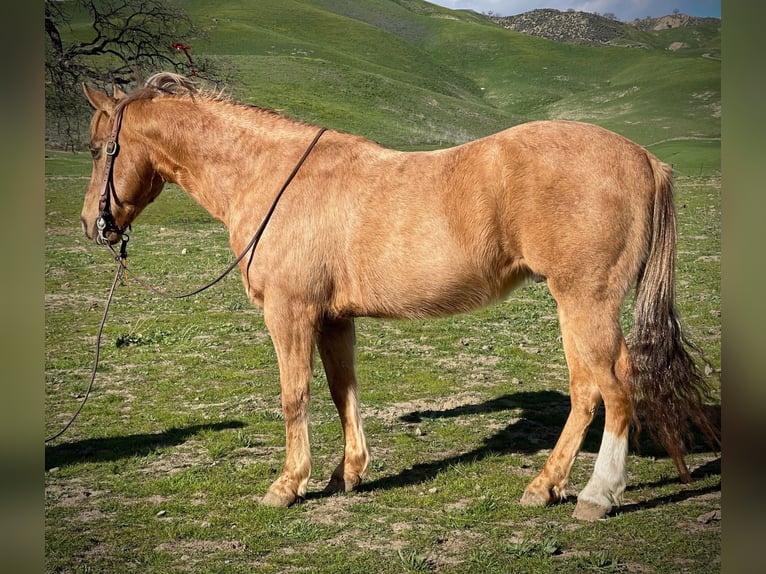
<box><xmin>113</xmin><ymin>72</ymin><xmax>228</xmax><ymax>111</ymax></box>
<box><xmin>117</xmin><ymin>72</ymin><xmax>285</xmax><ymax>121</ymax></box>
<box><xmin>145</xmin><ymin>72</ymin><xmax>201</xmax><ymax>95</ymax></box>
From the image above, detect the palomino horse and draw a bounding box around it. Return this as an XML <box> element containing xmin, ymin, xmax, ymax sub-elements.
<box><xmin>81</xmin><ymin>72</ymin><xmax>717</xmax><ymax>521</ymax></box>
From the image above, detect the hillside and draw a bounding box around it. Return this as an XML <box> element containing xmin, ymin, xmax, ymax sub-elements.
<box><xmin>491</xmin><ymin>9</ymin><xmax>625</xmax><ymax>45</ymax></box>
<box><xmin>62</xmin><ymin>0</ymin><xmax>720</xmax><ymax>156</ymax></box>
<box><xmin>492</xmin><ymin>8</ymin><xmax>721</xmax><ymax>54</ymax></box>
<box><xmin>628</xmin><ymin>14</ymin><xmax>721</xmax><ymax>31</ymax></box>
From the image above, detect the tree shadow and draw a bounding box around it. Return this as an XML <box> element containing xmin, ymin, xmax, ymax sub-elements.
<box><xmin>44</xmin><ymin>420</ymin><xmax>246</xmax><ymax>471</ymax></box>
<box><xmin>357</xmin><ymin>390</ymin><xmax>720</xmax><ymax>501</ymax></box>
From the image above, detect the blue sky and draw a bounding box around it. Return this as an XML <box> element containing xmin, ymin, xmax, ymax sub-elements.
<box><xmin>427</xmin><ymin>1</ymin><xmax>721</xmax><ymax>21</ymax></box>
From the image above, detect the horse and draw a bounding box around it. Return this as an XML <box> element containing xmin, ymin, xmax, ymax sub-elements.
<box><xmin>80</xmin><ymin>72</ymin><xmax>717</xmax><ymax>521</ymax></box>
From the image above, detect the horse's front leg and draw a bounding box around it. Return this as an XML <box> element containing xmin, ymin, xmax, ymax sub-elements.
<box><xmin>260</xmin><ymin>300</ymin><xmax>319</xmax><ymax>507</ymax></box>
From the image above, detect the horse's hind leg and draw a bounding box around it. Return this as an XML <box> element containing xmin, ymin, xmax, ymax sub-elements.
<box><xmin>521</xmin><ymin>295</ymin><xmax>632</xmax><ymax>521</ymax></box>
<box><xmin>520</xmin><ymin>306</ymin><xmax>602</xmax><ymax>508</ymax></box>
<box><xmin>261</xmin><ymin>300</ymin><xmax>318</xmax><ymax>507</ymax></box>
<box><xmin>317</xmin><ymin>317</ymin><xmax>370</xmax><ymax>494</ymax></box>
<box><xmin>571</xmin><ymin>333</ymin><xmax>631</xmax><ymax>521</ymax></box>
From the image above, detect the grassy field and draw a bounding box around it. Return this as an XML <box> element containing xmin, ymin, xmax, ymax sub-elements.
<box><xmin>44</xmin><ymin>153</ymin><xmax>720</xmax><ymax>573</ymax></box>
<box><xmin>46</xmin><ymin>1</ymin><xmax>720</xmax><ymax>572</ymax></box>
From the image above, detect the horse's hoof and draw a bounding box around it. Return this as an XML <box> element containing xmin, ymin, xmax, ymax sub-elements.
<box><xmin>261</xmin><ymin>488</ymin><xmax>297</xmax><ymax>508</ymax></box>
<box><xmin>519</xmin><ymin>489</ymin><xmax>547</xmax><ymax>507</ymax></box>
<box><xmin>323</xmin><ymin>474</ymin><xmax>361</xmax><ymax>495</ymax></box>
<box><xmin>572</xmin><ymin>499</ymin><xmax>610</xmax><ymax>521</ymax></box>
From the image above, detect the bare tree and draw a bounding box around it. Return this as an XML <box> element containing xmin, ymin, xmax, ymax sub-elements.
<box><xmin>45</xmin><ymin>0</ymin><xmax>234</xmax><ymax>149</ymax></box>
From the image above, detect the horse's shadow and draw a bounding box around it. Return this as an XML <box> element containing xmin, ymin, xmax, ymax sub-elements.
<box><xmin>356</xmin><ymin>390</ymin><xmax>590</xmax><ymax>494</ymax></box>
<box><xmin>354</xmin><ymin>390</ymin><xmax>721</xmax><ymax>514</ymax></box>
<box><xmin>44</xmin><ymin>420</ymin><xmax>246</xmax><ymax>471</ymax></box>
<box><xmin>46</xmin><ymin>391</ymin><xmax>720</xmax><ymax>515</ymax></box>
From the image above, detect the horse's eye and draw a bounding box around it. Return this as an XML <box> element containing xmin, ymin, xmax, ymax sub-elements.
<box><xmin>89</xmin><ymin>145</ymin><xmax>101</xmax><ymax>159</ymax></box>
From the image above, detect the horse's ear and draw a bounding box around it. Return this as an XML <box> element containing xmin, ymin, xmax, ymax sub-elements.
<box><xmin>113</xmin><ymin>84</ymin><xmax>128</xmax><ymax>100</ymax></box>
<box><xmin>82</xmin><ymin>83</ymin><xmax>116</xmax><ymax>113</ymax></box>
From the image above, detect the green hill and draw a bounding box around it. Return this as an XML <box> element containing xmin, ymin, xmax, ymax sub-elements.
<box><xmin>180</xmin><ymin>0</ymin><xmax>718</xmax><ymax>152</ymax></box>
<box><xmin>62</xmin><ymin>0</ymin><xmax>720</xmax><ymax>163</ymax></box>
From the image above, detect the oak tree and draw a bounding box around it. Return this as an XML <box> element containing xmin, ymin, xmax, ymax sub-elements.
<box><xmin>45</xmin><ymin>0</ymin><xmax>230</xmax><ymax>149</ymax></box>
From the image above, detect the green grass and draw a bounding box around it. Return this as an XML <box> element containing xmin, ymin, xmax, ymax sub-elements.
<box><xmin>647</xmin><ymin>139</ymin><xmax>721</xmax><ymax>176</ymax></box>
<box><xmin>46</xmin><ymin>2</ymin><xmax>719</xmax><ymax>572</ymax></box>
<box><xmin>45</xmin><ymin>154</ymin><xmax>720</xmax><ymax>574</ymax></box>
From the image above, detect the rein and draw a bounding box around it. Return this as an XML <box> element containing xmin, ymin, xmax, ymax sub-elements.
<box><xmin>46</xmin><ymin>123</ymin><xmax>327</xmax><ymax>442</ymax></box>
<box><xmin>118</xmin><ymin>125</ymin><xmax>327</xmax><ymax>299</ymax></box>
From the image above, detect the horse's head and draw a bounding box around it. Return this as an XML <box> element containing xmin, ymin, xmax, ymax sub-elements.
<box><xmin>80</xmin><ymin>83</ymin><xmax>165</xmax><ymax>245</ymax></box>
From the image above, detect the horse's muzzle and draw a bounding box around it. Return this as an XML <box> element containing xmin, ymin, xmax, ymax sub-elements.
<box><xmin>81</xmin><ymin>216</ymin><xmax>123</xmax><ymax>245</ymax></box>
<box><xmin>80</xmin><ymin>217</ymin><xmax>95</xmax><ymax>241</ymax></box>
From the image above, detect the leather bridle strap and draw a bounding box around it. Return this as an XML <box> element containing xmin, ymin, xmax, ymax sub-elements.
<box><xmin>242</xmin><ymin>126</ymin><xmax>328</xmax><ymax>294</ymax></box>
<box><xmin>96</xmin><ymin>103</ymin><xmax>127</xmax><ymax>244</ymax></box>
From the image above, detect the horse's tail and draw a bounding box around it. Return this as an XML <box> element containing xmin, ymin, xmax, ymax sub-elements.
<box><xmin>628</xmin><ymin>156</ymin><xmax>719</xmax><ymax>482</ymax></box>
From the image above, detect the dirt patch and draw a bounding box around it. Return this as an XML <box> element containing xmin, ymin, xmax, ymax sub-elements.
<box><xmin>45</xmin><ymin>292</ymin><xmax>109</xmax><ymax>311</ymax></box>
<box><xmin>48</xmin><ymin>481</ymin><xmax>110</xmax><ymax>509</ymax></box>
<box><xmin>232</xmin><ymin>445</ymin><xmax>284</xmax><ymax>468</ymax></box>
<box><xmin>363</xmin><ymin>391</ymin><xmax>487</xmax><ymax>424</ymax></box>
<box><xmin>137</xmin><ymin>442</ymin><xmax>211</xmax><ymax>476</ymax></box>
<box><xmin>154</xmin><ymin>538</ymin><xmax>248</xmax><ymax>570</ymax></box>
<box><xmin>155</xmin><ymin>539</ymin><xmax>247</xmax><ymax>553</ymax></box>
<box><xmin>355</xmin><ymin>530</ymin><xmax>408</xmax><ymax>552</ymax></box>
<box><xmin>444</xmin><ymin>498</ymin><xmax>471</xmax><ymax>512</ymax></box>
<box><xmin>430</xmin><ymin>529</ymin><xmax>485</xmax><ymax>569</ymax></box>
<box><xmin>79</xmin><ymin>508</ymin><xmax>112</xmax><ymax>522</ymax></box>
<box><xmin>302</xmin><ymin>490</ymin><xmax>356</xmax><ymax>526</ymax></box>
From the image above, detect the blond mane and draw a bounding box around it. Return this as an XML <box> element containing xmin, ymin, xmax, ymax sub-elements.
<box><xmin>114</xmin><ymin>72</ymin><xmax>228</xmax><ymax>111</ymax></box>
<box><xmin>116</xmin><ymin>71</ymin><xmax>293</xmax><ymax>123</ymax></box>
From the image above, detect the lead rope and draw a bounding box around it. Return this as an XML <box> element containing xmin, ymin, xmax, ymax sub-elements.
<box><xmin>45</xmin><ymin>240</ymin><xmax>127</xmax><ymax>443</ymax></box>
<box><xmin>45</xmin><ymin>127</ymin><xmax>327</xmax><ymax>442</ymax></box>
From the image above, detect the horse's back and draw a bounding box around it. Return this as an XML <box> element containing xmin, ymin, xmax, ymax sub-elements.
<box><xmin>266</xmin><ymin>121</ymin><xmax>662</xmax><ymax>319</ymax></box>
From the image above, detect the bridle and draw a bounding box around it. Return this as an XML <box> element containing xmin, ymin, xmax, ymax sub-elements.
<box><xmin>95</xmin><ymin>101</ymin><xmax>128</xmax><ymax>246</ymax></box>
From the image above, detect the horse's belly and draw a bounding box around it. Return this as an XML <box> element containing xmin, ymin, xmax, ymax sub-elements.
<box><xmin>333</xmin><ymin>256</ymin><xmax>523</xmax><ymax>320</ymax></box>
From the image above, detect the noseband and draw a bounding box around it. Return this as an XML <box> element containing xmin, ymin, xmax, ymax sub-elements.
<box><xmin>95</xmin><ymin>103</ymin><xmax>128</xmax><ymax>245</ymax></box>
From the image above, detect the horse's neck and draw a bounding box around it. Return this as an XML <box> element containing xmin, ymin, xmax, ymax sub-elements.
<box><xmin>147</xmin><ymin>100</ymin><xmax>317</xmax><ymax>226</ymax></box>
